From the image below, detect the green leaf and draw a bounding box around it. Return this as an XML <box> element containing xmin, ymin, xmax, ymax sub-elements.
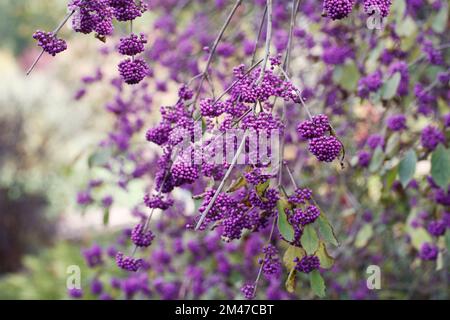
<box><xmin>301</xmin><ymin>224</ymin><xmax>319</xmax><ymax>255</ymax></box>
<box><xmin>432</xmin><ymin>5</ymin><xmax>448</xmax><ymax>33</ymax></box>
<box><xmin>333</xmin><ymin>61</ymin><xmax>360</xmax><ymax>92</ymax></box>
<box><xmin>385</xmin><ymin>166</ymin><xmax>398</xmax><ymax>191</ymax></box>
<box><xmin>277</xmin><ymin>200</ymin><xmax>295</xmax><ymax>242</ymax></box>
<box><xmin>368</xmin><ymin>175</ymin><xmax>382</xmax><ymax>203</ymax></box>
<box><xmin>227</xmin><ymin>176</ymin><xmax>246</xmax><ymax>192</ymax></box>
<box><xmin>385</xmin><ymin>133</ymin><xmax>400</xmax><ymax>157</ymax></box>
<box><xmin>283</xmin><ymin>246</ymin><xmax>306</xmax><ymax>270</ymax></box>
<box><xmin>355</xmin><ymin>224</ymin><xmax>373</xmax><ymax>248</ymax></box>
<box><xmin>445</xmin><ymin>232</ymin><xmax>450</xmax><ymax>252</ymax></box>
<box><xmin>410</xmin><ymin>227</ymin><xmax>432</xmax><ymax>250</ymax></box>
<box><xmin>310</xmin><ymin>270</ymin><xmax>325</xmax><ymax>298</ymax></box>
<box><xmin>103</xmin><ymin>208</ymin><xmax>110</xmax><ymax>226</ymax></box>
<box><xmin>398</xmin><ymin>149</ymin><xmax>417</xmax><ymax>188</ymax></box>
<box><xmin>285</xmin><ymin>268</ymin><xmax>297</xmax><ymax>293</ymax></box>
<box><xmin>316</xmin><ymin>241</ymin><xmax>334</xmax><ymax>269</ymax></box>
<box><xmin>317</xmin><ymin>214</ymin><xmax>339</xmax><ymax>246</ymax></box>
<box><xmin>395</xmin><ymin>16</ymin><xmax>417</xmax><ymax>37</ymax></box>
<box><xmin>431</xmin><ymin>144</ymin><xmax>450</xmax><ymax>189</ymax></box>
<box><xmin>436</xmin><ymin>252</ymin><xmax>444</xmax><ymax>271</ymax></box>
<box><xmin>369</xmin><ymin>146</ymin><xmax>385</xmax><ymax>173</ymax></box>
<box><xmin>88</xmin><ymin>148</ymin><xmax>113</xmax><ymax>168</ymax></box>
<box><xmin>381</xmin><ymin>72</ymin><xmax>401</xmax><ymax>100</ymax></box>
<box><xmin>255</xmin><ymin>179</ymin><xmax>270</xmax><ymax>195</ymax></box>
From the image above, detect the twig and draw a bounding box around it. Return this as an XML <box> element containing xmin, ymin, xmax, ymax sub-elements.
<box><xmin>251</xmin><ymin>215</ymin><xmax>278</xmax><ymax>297</ymax></box>
<box><xmin>191</xmin><ymin>0</ymin><xmax>243</xmax><ymax>108</ymax></box>
<box><xmin>250</xmin><ymin>5</ymin><xmax>268</xmax><ymax>67</ymax></box>
<box><xmin>256</xmin><ymin>0</ymin><xmax>273</xmax><ymax>84</ymax></box>
<box><xmin>194</xmin><ymin>131</ymin><xmax>248</xmax><ymax>230</ymax></box>
<box><xmin>279</xmin><ymin>67</ymin><xmax>313</xmax><ymax>120</ymax></box>
<box><xmin>26</xmin><ymin>10</ymin><xmax>75</xmax><ymax>76</ymax></box>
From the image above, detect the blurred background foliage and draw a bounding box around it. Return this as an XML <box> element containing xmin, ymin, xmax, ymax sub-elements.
<box><xmin>0</xmin><ymin>0</ymin><xmax>117</xmax><ymax>297</ymax></box>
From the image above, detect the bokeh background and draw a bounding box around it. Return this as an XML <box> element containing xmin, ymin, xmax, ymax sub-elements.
<box><xmin>0</xmin><ymin>0</ymin><xmax>141</xmax><ymax>298</ymax></box>
<box><xmin>0</xmin><ymin>0</ymin><xmax>449</xmax><ymax>300</ymax></box>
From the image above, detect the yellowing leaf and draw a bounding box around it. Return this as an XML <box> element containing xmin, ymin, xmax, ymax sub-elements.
<box><xmin>355</xmin><ymin>224</ymin><xmax>374</xmax><ymax>248</ymax></box>
<box><xmin>316</xmin><ymin>241</ymin><xmax>334</xmax><ymax>269</ymax></box>
<box><xmin>283</xmin><ymin>245</ymin><xmax>306</xmax><ymax>270</ymax></box>
<box><xmin>285</xmin><ymin>268</ymin><xmax>297</xmax><ymax>293</ymax></box>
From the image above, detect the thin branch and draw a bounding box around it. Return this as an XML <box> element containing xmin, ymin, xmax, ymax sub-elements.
<box><xmin>194</xmin><ymin>131</ymin><xmax>248</xmax><ymax>230</ymax></box>
<box><xmin>191</xmin><ymin>0</ymin><xmax>243</xmax><ymax>108</ymax></box>
<box><xmin>26</xmin><ymin>10</ymin><xmax>75</xmax><ymax>76</ymax></box>
<box><xmin>279</xmin><ymin>67</ymin><xmax>313</xmax><ymax>120</ymax></box>
<box><xmin>256</xmin><ymin>0</ymin><xmax>273</xmax><ymax>84</ymax></box>
<box><xmin>252</xmin><ymin>215</ymin><xmax>277</xmax><ymax>297</ymax></box>
<box><xmin>250</xmin><ymin>5</ymin><xmax>268</xmax><ymax>67</ymax></box>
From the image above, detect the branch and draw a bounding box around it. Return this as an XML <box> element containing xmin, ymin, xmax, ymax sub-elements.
<box><xmin>26</xmin><ymin>10</ymin><xmax>76</xmax><ymax>76</ymax></box>
<box><xmin>256</xmin><ymin>0</ymin><xmax>273</xmax><ymax>84</ymax></box>
<box><xmin>191</xmin><ymin>0</ymin><xmax>243</xmax><ymax>108</ymax></box>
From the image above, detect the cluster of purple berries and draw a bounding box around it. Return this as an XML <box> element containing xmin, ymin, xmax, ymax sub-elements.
<box><xmin>115</xmin><ymin>252</ymin><xmax>143</xmax><ymax>272</ymax></box>
<box><xmin>32</xmin><ymin>30</ymin><xmax>67</xmax><ymax>56</ymax></box>
<box><xmin>131</xmin><ymin>223</ymin><xmax>155</xmax><ymax>247</ymax></box>
<box><xmin>294</xmin><ymin>255</ymin><xmax>320</xmax><ymax>273</ymax></box>
<box><xmin>118</xmin><ymin>33</ymin><xmax>147</xmax><ymax>56</ymax></box>
<box><xmin>33</xmin><ymin>0</ymin><xmax>148</xmax><ymax>84</ymax></box>
<box><xmin>363</xmin><ymin>0</ymin><xmax>392</xmax><ymax>18</ymax></box>
<box><xmin>69</xmin><ymin>0</ymin><xmax>114</xmax><ymax>35</ymax></box>
<box><xmin>297</xmin><ymin>114</ymin><xmax>342</xmax><ymax>163</ymax></box>
<box><xmin>323</xmin><ymin>0</ymin><xmax>354</xmax><ymax>20</ymax></box>
<box><xmin>118</xmin><ymin>58</ymin><xmax>150</xmax><ymax>85</ymax></box>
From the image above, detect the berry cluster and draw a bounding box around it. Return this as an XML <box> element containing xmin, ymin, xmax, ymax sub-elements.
<box><xmin>259</xmin><ymin>245</ymin><xmax>282</xmax><ymax>276</ymax></box>
<box><xmin>118</xmin><ymin>58</ymin><xmax>150</xmax><ymax>85</ymax></box>
<box><xmin>32</xmin><ymin>30</ymin><xmax>67</xmax><ymax>56</ymax></box>
<box><xmin>115</xmin><ymin>252</ymin><xmax>143</xmax><ymax>272</ymax></box>
<box><xmin>297</xmin><ymin>114</ymin><xmax>342</xmax><ymax>163</ymax></box>
<box><xmin>69</xmin><ymin>0</ymin><xmax>114</xmax><ymax>35</ymax></box>
<box><xmin>240</xmin><ymin>283</ymin><xmax>256</xmax><ymax>299</ymax></box>
<box><xmin>363</xmin><ymin>0</ymin><xmax>392</xmax><ymax>18</ymax></box>
<box><xmin>131</xmin><ymin>223</ymin><xmax>155</xmax><ymax>247</ymax></box>
<box><xmin>118</xmin><ymin>33</ymin><xmax>147</xmax><ymax>56</ymax></box>
<box><xmin>323</xmin><ymin>0</ymin><xmax>354</xmax><ymax>20</ymax></box>
<box><xmin>32</xmin><ymin>0</ymin><xmax>148</xmax><ymax>83</ymax></box>
<box><xmin>294</xmin><ymin>255</ymin><xmax>320</xmax><ymax>273</ymax></box>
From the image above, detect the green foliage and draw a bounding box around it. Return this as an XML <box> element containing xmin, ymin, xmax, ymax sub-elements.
<box><xmin>277</xmin><ymin>199</ymin><xmax>294</xmax><ymax>242</ymax></box>
<box><xmin>0</xmin><ymin>242</ymin><xmax>89</xmax><ymax>299</ymax></box>
<box><xmin>309</xmin><ymin>270</ymin><xmax>325</xmax><ymax>298</ymax></box>
<box><xmin>317</xmin><ymin>214</ymin><xmax>339</xmax><ymax>246</ymax></box>
<box><xmin>381</xmin><ymin>72</ymin><xmax>401</xmax><ymax>100</ymax></box>
<box><xmin>333</xmin><ymin>61</ymin><xmax>360</xmax><ymax>92</ymax></box>
<box><xmin>355</xmin><ymin>224</ymin><xmax>373</xmax><ymax>248</ymax></box>
<box><xmin>300</xmin><ymin>224</ymin><xmax>319</xmax><ymax>255</ymax></box>
<box><xmin>398</xmin><ymin>149</ymin><xmax>417</xmax><ymax>188</ymax></box>
<box><xmin>431</xmin><ymin>144</ymin><xmax>450</xmax><ymax>189</ymax></box>
<box><xmin>369</xmin><ymin>146</ymin><xmax>385</xmax><ymax>173</ymax></box>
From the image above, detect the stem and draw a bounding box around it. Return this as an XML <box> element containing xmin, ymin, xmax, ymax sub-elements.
<box><xmin>283</xmin><ymin>0</ymin><xmax>300</xmax><ymax>72</ymax></box>
<box><xmin>277</xmin><ymin>0</ymin><xmax>299</xmax><ymax>186</ymax></box>
<box><xmin>194</xmin><ymin>130</ymin><xmax>248</xmax><ymax>230</ymax></box>
<box><xmin>250</xmin><ymin>5</ymin><xmax>268</xmax><ymax>67</ymax></box>
<box><xmin>279</xmin><ymin>67</ymin><xmax>313</xmax><ymax>120</ymax></box>
<box><xmin>26</xmin><ymin>50</ymin><xmax>45</xmax><ymax>76</ymax></box>
<box><xmin>193</xmin><ymin>59</ymin><xmax>263</xmax><ymax>121</ymax></box>
<box><xmin>191</xmin><ymin>0</ymin><xmax>243</xmax><ymax>108</ymax></box>
<box><xmin>285</xmin><ymin>164</ymin><xmax>299</xmax><ymax>189</ymax></box>
<box><xmin>256</xmin><ymin>0</ymin><xmax>273</xmax><ymax>84</ymax></box>
<box><xmin>26</xmin><ymin>10</ymin><xmax>75</xmax><ymax>76</ymax></box>
<box><xmin>252</xmin><ymin>215</ymin><xmax>277</xmax><ymax>297</ymax></box>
